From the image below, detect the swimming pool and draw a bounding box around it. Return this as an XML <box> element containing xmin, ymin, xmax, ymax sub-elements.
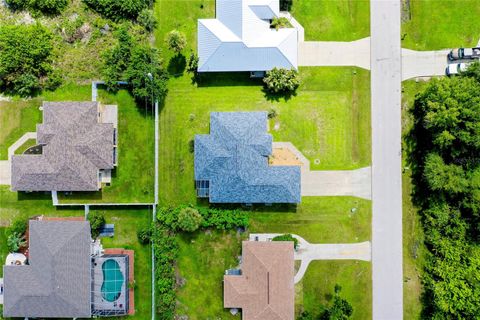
<box><xmin>101</xmin><ymin>259</ymin><xmax>124</xmax><ymax>302</ymax></box>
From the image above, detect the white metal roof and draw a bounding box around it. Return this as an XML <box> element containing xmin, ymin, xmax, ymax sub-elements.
<box><xmin>198</xmin><ymin>0</ymin><xmax>298</xmax><ymax>72</ymax></box>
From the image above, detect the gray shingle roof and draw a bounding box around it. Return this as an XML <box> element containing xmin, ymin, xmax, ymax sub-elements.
<box><xmin>11</xmin><ymin>101</ymin><xmax>115</xmax><ymax>191</ymax></box>
<box><xmin>194</xmin><ymin>112</ymin><xmax>300</xmax><ymax>203</ymax></box>
<box><xmin>3</xmin><ymin>220</ymin><xmax>92</xmax><ymax>318</ymax></box>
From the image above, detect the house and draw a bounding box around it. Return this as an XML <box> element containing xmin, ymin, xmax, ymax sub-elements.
<box><xmin>194</xmin><ymin>112</ymin><xmax>301</xmax><ymax>204</ymax></box>
<box><xmin>197</xmin><ymin>0</ymin><xmax>298</xmax><ymax>73</ymax></box>
<box><xmin>224</xmin><ymin>241</ymin><xmax>294</xmax><ymax>319</ymax></box>
<box><xmin>11</xmin><ymin>101</ymin><xmax>118</xmax><ymax>192</ymax></box>
<box><xmin>2</xmin><ymin>218</ymin><xmax>134</xmax><ymax>318</ymax></box>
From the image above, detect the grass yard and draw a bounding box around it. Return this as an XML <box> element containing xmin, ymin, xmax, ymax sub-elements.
<box><xmin>176</xmin><ymin>230</ymin><xmax>242</xmax><ymax>320</ymax></box>
<box><xmin>90</xmin><ymin>207</ymin><xmax>153</xmax><ymax>319</ymax></box>
<box><xmin>175</xmin><ymin>196</ymin><xmax>371</xmax><ymax>319</ymax></box>
<box><xmin>401</xmin><ymin>0</ymin><xmax>480</xmax><ymax>50</ymax></box>
<box><xmin>291</xmin><ymin>0</ymin><xmax>370</xmax><ymax>41</ymax></box>
<box><xmin>159</xmin><ymin>67</ymin><xmax>371</xmax><ymax>205</ymax></box>
<box><xmin>13</xmin><ymin>139</ymin><xmax>37</xmax><ymax>155</ymax></box>
<box><xmin>401</xmin><ymin>79</ymin><xmax>429</xmax><ymax>319</ymax></box>
<box><xmin>57</xmin><ymin>88</ymin><xmax>155</xmax><ymax>204</ymax></box>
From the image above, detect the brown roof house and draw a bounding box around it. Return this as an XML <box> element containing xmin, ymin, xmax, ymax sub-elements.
<box><xmin>224</xmin><ymin>241</ymin><xmax>295</xmax><ymax>320</ymax></box>
<box><xmin>11</xmin><ymin>101</ymin><xmax>118</xmax><ymax>191</ymax></box>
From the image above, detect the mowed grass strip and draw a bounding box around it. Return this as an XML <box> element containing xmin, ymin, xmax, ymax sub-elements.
<box><xmin>401</xmin><ymin>0</ymin><xmax>480</xmax><ymax>50</ymax></box>
<box><xmin>291</xmin><ymin>0</ymin><xmax>370</xmax><ymax>41</ymax></box>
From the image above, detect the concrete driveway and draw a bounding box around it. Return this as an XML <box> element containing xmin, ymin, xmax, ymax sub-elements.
<box><xmin>273</xmin><ymin>142</ymin><xmax>371</xmax><ymax>200</ymax></box>
<box><xmin>299</xmin><ymin>37</ymin><xmax>371</xmax><ymax>70</ymax></box>
<box><xmin>0</xmin><ymin>161</ymin><xmax>10</xmax><ymax>185</ymax></box>
<box><xmin>402</xmin><ymin>48</ymin><xmax>450</xmax><ymax>80</ymax></box>
<box><xmin>249</xmin><ymin>233</ymin><xmax>371</xmax><ymax>284</ymax></box>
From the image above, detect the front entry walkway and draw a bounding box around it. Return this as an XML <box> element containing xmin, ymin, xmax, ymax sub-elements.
<box><xmin>272</xmin><ymin>142</ymin><xmax>371</xmax><ymax>200</ymax></box>
<box><xmin>0</xmin><ymin>132</ymin><xmax>37</xmax><ymax>185</ymax></box>
<box><xmin>249</xmin><ymin>233</ymin><xmax>371</xmax><ymax>284</ymax></box>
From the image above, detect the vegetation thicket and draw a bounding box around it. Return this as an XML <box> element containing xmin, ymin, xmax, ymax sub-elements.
<box><xmin>407</xmin><ymin>62</ymin><xmax>480</xmax><ymax>318</ymax></box>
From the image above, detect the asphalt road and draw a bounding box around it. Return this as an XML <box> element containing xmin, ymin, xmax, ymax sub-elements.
<box><xmin>370</xmin><ymin>1</ymin><xmax>403</xmax><ymax>319</ymax></box>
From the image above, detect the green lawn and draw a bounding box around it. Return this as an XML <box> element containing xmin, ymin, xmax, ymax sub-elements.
<box><xmin>90</xmin><ymin>207</ymin><xmax>153</xmax><ymax>319</ymax></box>
<box><xmin>159</xmin><ymin>67</ymin><xmax>371</xmax><ymax>205</ymax></box>
<box><xmin>0</xmin><ymin>84</ymin><xmax>155</xmax><ymax>204</ymax></box>
<box><xmin>175</xmin><ymin>197</ymin><xmax>371</xmax><ymax>319</ymax></box>
<box><xmin>291</xmin><ymin>0</ymin><xmax>370</xmax><ymax>41</ymax></box>
<box><xmin>401</xmin><ymin>80</ymin><xmax>429</xmax><ymax>319</ymax></box>
<box><xmin>401</xmin><ymin>0</ymin><xmax>480</xmax><ymax>50</ymax></box>
<box><xmin>57</xmin><ymin>88</ymin><xmax>155</xmax><ymax>204</ymax></box>
<box><xmin>14</xmin><ymin>139</ymin><xmax>37</xmax><ymax>155</ymax></box>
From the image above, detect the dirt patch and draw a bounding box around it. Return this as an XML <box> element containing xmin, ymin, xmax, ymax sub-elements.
<box><xmin>269</xmin><ymin>148</ymin><xmax>303</xmax><ymax>166</ymax></box>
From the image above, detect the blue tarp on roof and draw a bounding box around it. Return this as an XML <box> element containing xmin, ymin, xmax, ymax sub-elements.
<box><xmin>194</xmin><ymin>112</ymin><xmax>301</xmax><ymax>204</ymax></box>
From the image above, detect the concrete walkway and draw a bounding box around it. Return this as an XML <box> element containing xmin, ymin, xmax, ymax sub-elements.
<box><xmin>249</xmin><ymin>233</ymin><xmax>371</xmax><ymax>284</ymax></box>
<box><xmin>299</xmin><ymin>37</ymin><xmax>371</xmax><ymax>70</ymax></box>
<box><xmin>273</xmin><ymin>142</ymin><xmax>371</xmax><ymax>200</ymax></box>
<box><xmin>0</xmin><ymin>132</ymin><xmax>37</xmax><ymax>185</ymax></box>
<box><xmin>402</xmin><ymin>48</ymin><xmax>449</xmax><ymax>80</ymax></box>
<box><xmin>371</xmin><ymin>1</ymin><xmax>403</xmax><ymax>319</ymax></box>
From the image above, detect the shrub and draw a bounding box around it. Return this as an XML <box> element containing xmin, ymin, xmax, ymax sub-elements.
<box><xmin>83</xmin><ymin>0</ymin><xmax>149</xmax><ymax>20</ymax></box>
<box><xmin>177</xmin><ymin>207</ymin><xmax>203</xmax><ymax>232</ymax></box>
<box><xmin>165</xmin><ymin>30</ymin><xmax>187</xmax><ymax>54</ymax></box>
<box><xmin>7</xmin><ymin>232</ymin><xmax>26</xmax><ymax>252</ymax></box>
<box><xmin>6</xmin><ymin>0</ymin><xmax>68</xmax><ymax>14</ymax></box>
<box><xmin>280</xmin><ymin>0</ymin><xmax>293</xmax><ymax>11</ymax></box>
<box><xmin>137</xmin><ymin>9</ymin><xmax>157</xmax><ymax>32</ymax></box>
<box><xmin>137</xmin><ymin>224</ymin><xmax>153</xmax><ymax>244</ymax></box>
<box><xmin>270</xmin><ymin>17</ymin><xmax>292</xmax><ymax>30</ymax></box>
<box><xmin>0</xmin><ymin>23</ymin><xmax>57</xmax><ymax>97</ymax></box>
<box><xmin>186</xmin><ymin>51</ymin><xmax>199</xmax><ymax>73</ymax></box>
<box><xmin>272</xmin><ymin>233</ymin><xmax>299</xmax><ymax>249</ymax></box>
<box><xmin>87</xmin><ymin>211</ymin><xmax>105</xmax><ymax>239</ymax></box>
<box><xmin>320</xmin><ymin>285</ymin><xmax>353</xmax><ymax>320</ymax></box>
<box><xmin>7</xmin><ymin>219</ymin><xmax>28</xmax><ymax>237</ymax></box>
<box><xmin>263</xmin><ymin>67</ymin><xmax>300</xmax><ymax>94</ymax></box>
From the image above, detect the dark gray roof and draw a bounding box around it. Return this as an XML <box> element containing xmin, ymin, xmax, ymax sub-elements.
<box><xmin>194</xmin><ymin>112</ymin><xmax>300</xmax><ymax>203</ymax></box>
<box><xmin>11</xmin><ymin>101</ymin><xmax>115</xmax><ymax>191</ymax></box>
<box><xmin>3</xmin><ymin>220</ymin><xmax>92</xmax><ymax>318</ymax></box>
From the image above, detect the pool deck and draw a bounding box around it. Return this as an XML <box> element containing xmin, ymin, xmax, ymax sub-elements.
<box><xmin>104</xmin><ymin>248</ymin><xmax>135</xmax><ymax>315</ymax></box>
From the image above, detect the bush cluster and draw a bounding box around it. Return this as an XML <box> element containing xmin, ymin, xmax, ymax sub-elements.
<box><xmin>0</xmin><ymin>23</ymin><xmax>60</xmax><ymax>97</ymax></box>
<box><xmin>6</xmin><ymin>0</ymin><xmax>68</xmax><ymax>15</ymax></box>
<box><xmin>102</xmin><ymin>26</ymin><xmax>168</xmax><ymax>105</ymax></box>
<box><xmin>87</xmin><ymin>211</ymin><xmax>105</xmax><ymax>239</ymax></box>
<box><xmin>83</xmin><ymin>0</ymin><xmax>149</xmax><ymax>20</ymax></box>
<box><xmin>152</xmin><ymin>227</ymin><xmax>178</xmax><ymax>319</ymax></box>
<box><xmin>157</xmin><ymin>205</ymin><xmax>249</xmax><ymax>232</ymax></box>
<box><xmin>407</xmin><ymin>62</ymin><xmax>480</xmax><ymax>318</ymax></box>
<box><xmin>272</xmin><ymin>233</ymin><xmax>299</xmax><ymax>249</ymax></box>
<box><xmin>263</xmin><ymin>67</ymin><xmax>300</xmax><ymax>94</ymax></box>
<box><xmin>5</xmin><ymin>218</ymin><xmax>28</xmax><ymax>253</ymax></box>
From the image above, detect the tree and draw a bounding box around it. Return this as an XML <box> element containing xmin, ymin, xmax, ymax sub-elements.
<box><xmin>186</xmin><ymin>51</ymin><xmax>199</xmax><ymax>73</ymax></box>
<box><xmin>137</xmin><ymin>224</ymin><xmax>153</xmax><ymax>244</ymax></box>
<box><xmin>0</xmin><ymin>23</ymin><xmax>58</xmax><ymax>97</ymax></box>
<box><xmin>102</xmin><ymin>28</ymin><xmax>168</xmax><ymax>105</ymax></box>
<box><xmin>7</xmin><ymin>232</ymin><xmax>26</xmax><ymax>252</ymax></box>
<box><xmin>83</xmin><ymin>0</ymin><xmax>149</xmax><ymax>20</ymax></box>
<box><xmin>137</xmin><ymin>9</ymin><xmax>157</xmax><ymax>32</ymax></box>
<box><xmin>87</xmin><ymin>211</ymin><xmax>105</xmax><ymax>239</ymax></box>
<box><xmin>165</xmin><ymin>30</ymin><xmax>187</xmax><ymax>54</ymax></box>
<box><xmin>6</xmin><ymin>0</ymin><xmax>68</xmax><ymax>14</ymax></box>
<box><xmin>177</xmin><ymin>207</ymin><xmax>203</xmax><ymax>232</ymax></box>
<box><xmin>320</xmin><ymin>285</ymin><xmax>353</xmax><ymax>320</ymax></box>
<box><xmin>272</xmin><ymin>233</ymin><xmax>299</xmax><ymax>249</ymax></box>
<box><xmin>263</xmin><ymin>68</ymin><xmax>300</xmax><ymax>94</ymax></box>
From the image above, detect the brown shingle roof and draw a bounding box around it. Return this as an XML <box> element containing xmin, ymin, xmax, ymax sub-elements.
<box><xmin>224</xmin><ymin>241</ymin><xmax>294</xmax><ymax>320</ymax></box>
<box><xmin>11</xmin><ymin>101</ymin><xmax>115</xmax><ymax>191</ymax></box>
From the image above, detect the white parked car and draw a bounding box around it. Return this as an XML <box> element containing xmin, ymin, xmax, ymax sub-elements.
<box><xmin>445</xmin><ymin>63</ymin><xmax>470</xmax><ymax>76</ymax></box>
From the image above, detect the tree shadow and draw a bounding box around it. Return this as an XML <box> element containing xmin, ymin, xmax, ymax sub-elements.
<box><xmin>167</xmin><ymin>54</ymin><xmax>187</xmax><ymax>78</ymax></box>
<box><xmin>262</xmin><ymin>87</ymin><xmax>297</xmax><ymax>102</ymax></box>
<box><xmin>193</xmin><ymin>72</ymin><xmax>263</xmax><ymax>87</ymax></box>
